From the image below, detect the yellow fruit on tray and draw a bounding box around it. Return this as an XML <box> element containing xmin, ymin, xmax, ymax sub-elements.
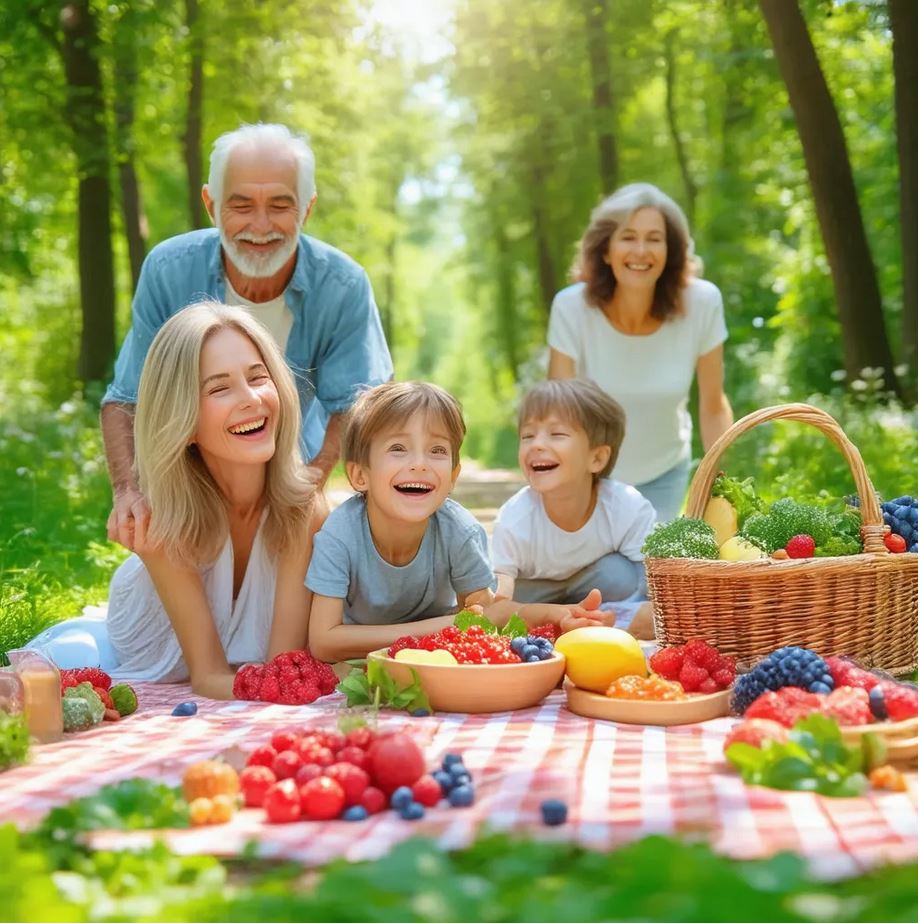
<box><xmin>703</xmin><ymin>496</ymin><xmax>737</xmax><ymax>546</ymax></box>
<box><xmin>554</xmin><ymin>627</ymin><xmax>647</xmax><ymax>693</ymax></box>
<box><xmin>182</xmin><ymin>759</ymin><xmax>240</xmax><ymax>803</ymax></box>
<box><xmin>718</xmin><ymin>535</ymin><xmax>767</xmax><ymax>561</ymax></box>
<box><xmin>393</xmin><ymin>648</ymin><xmax>459</xmax><ymax>666</ymax></box>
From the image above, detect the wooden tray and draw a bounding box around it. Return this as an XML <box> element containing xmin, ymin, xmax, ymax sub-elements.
<box><xmin>564</xmin><ymin>681</ymin><xmax>731</xmax><ymax>726</ymax></box>
<box><xmin>840</xmin><ymin>715</ymin><xmax>918</xmax><ymax>765</ymax></box>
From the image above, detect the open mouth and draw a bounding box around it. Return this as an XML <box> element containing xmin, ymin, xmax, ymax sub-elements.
<box><xmin>530</xmin><ymin>461</ymin><xmax>559</xmax><ymax>473</ymax></box>
<box><xmin>394</xmin><ymin>482</ymin><xmax>435</xmax><ymax>495</ymax></box>
<box><xmin>229</xmin><ymin>418</ymin><xmax>267</xmax><ymax>436</ymax></box>
<box><xmin>625</xmin><ymin>262</ymin><xmax>652</xmax><ymax>271</ymax></box>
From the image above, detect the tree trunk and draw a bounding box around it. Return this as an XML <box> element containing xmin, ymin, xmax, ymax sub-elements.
<box><xmin>890</xmin><ymin>0</ymin><xmax>918</xmax><ymax>375</ymax></box>
<box><xmin>581</xmin><ymin>0</ymin><xmax>618</xmax><ymax>193</ymax></box>
<box><xmin>183</xmin><ymin>0</ymin><xmax>206</xmax><ymax>228</ymax></box>
<box><xmin>663</xmin><ymin>30</ymin><xmax>697</xmax><ymax>223</ymax></box>
<box><xmin>60</xmin><ymin>0</ymin><xmax>116</xmax><ymax>384</ymax></box>
<box><xmin>113</xmin><ymin>5</ymin><xmax>147</xmax><ymax>291</ymax></box>
<box><xmin>758</xmin><ymin>0</ymin><xmax>899</xmax><ymax>394</ymax></box>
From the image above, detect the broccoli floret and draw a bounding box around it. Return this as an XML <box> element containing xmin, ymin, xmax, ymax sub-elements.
<box><xmin>739</xmin><ymin>499</ymin><xmax>835</xmax><ymax>553</ymax></box>
<box><xmin>63</xmin><ymin>682</ymin><xmax>105</xmax><ymax>725</ymax></box>
<box><xmin>642</xmin><ymin>517</ymin><xmax>720</xmax><ymax>560</ymax></box>
<box><xmin>814</xmin><ymin>536</ymin><xmax>862</xmax><ymax>557</ymax></box>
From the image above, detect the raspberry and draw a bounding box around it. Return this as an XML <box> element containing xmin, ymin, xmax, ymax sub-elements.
<box><xmin>388</xmin><ymin>636</ymin><xmax>421</xmax><ymax>657</ymax></box>
<box><xmin>821</xmin><ymin>687</ymin><xmax>872</xmax><ymax>726</ymax></box>
<box><xmin>785</xmin><ymin>534</ymin><xmax>816</xmax><ymax>559</ymax></box>
<box><xmin>698</xmin><ymin>678</ymin><xmax>719</xmax><ymax>694</ymax></box>
<box><xmin>234</xmin><ymin>664</ymin><xmax>261</xmax><ymax>699</ymax></box>
<box><xmin>683</xmin><ymin>639</ymin><xmax>720</xmax><ymax>671</ymax></box>
<box><xmin>529</xmin><ymin>624</ymin><xmax>561</xmax><ymax>642</ymax></box>
<box><xmin>678</xmin><ymin>661</ymin><xmax>710</xmax><ymax>693</ymax></box>
<box><xmin>825</xmin><ymin>657</ymin><xmax>881</xmax><ymax>692</ymax></box>
<box><xmin>300</xmin><ymin>776</ymin><xmax>346</xmax><ymax>820</ymax></box>
<box><xmin>744</xmin><ymin>687</ymin><xmax>823</xmax><ymax>727</ymax></box>
<box><xmin>723</xmin><ymin>718</ymin><xmax>789</xmax><ymax>753</ymax></box>
<box><xmin>260</xmin><ymin>675</ymin><xmax>281</xmax><ymax>703</ymax></box>
<box><xmin>60</xmin><ymin>667</ymin><xmax>112</xmax><ymax>692</ymax></box>
<box><xmin>649</xmin><ymin>646</ymin><xmax>684</xmax><ymax>680</ymax></box>
<box><xmin>880</xmin><ymin>682</ymin><xmax>918</xmax><ymax>721</ymax></box>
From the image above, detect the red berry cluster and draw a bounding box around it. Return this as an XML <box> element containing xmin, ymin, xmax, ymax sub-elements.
<box><xmin>744</xmin><ymin>685</ymin><xmax>873</xmax><ymax>727</ymax></box>
<box><xmin>387</xmin><ymin>625</ymin><xmax>521</xmax><ymax>664</ymax></box>
<box><xmin>241</xmin><ymin>725</ymin><xmax>440</xmax><ymax>823</ymax></box>
<box><xmin>60</xmin><ymin>667</ymin><xmax>111</xmax><ymax>693</ymax></box>
<box><xmin>529</xmin><ymin>623</ymin><xmax>561</xmax><ymax>643</ymax></box>
<box><xmin>233</xmin><ymin>650</ymin><xmax>338</xmax><ymax>705</ymax></box>
<box><xmin>649</xmin><ymin>639</ymin><xmax>736</xmax><ymax>693</ymax></box>
<box><xmin>827</xmin><ymin>656</ymin><xmax>918</xmax><ymax>721</ymax></box>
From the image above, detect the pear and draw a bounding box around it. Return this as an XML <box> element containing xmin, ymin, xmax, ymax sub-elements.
<box><xmin>719</xmin><ymin>535</ymin><xmax>767</xmax><ymax>561</ymax></box>
<box><xmin>704</xmin><ymin>495</ymin><xmax>738</xmax><ymax>546</ymax></box>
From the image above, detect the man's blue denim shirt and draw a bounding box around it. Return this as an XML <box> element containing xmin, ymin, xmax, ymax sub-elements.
<box><xmin>103</xmin><ymin>229</ymin><xmax>393</xmax><ymax>460</ymax></box>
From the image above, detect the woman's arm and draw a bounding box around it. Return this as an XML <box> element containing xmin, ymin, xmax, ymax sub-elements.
<box><xmin>139</xmin><ymin>552</ymin><xmax>237</xmax><ymax>699</ymax></box>
<box><xmin>266</xmin><ymin>495</ymin><xmax>329</xmax><ymax>660</ymax></box>
<box><xmin>308</xmin><ymin>594</ymin><xmax>457</xmax><ymax>662</ymax></box>
<box><xmin>696</xmin><ymin>344</ymin><xmax>733</xmax><ymax>451</ymax></box>
<box><xmin>548</xmin><ymin>348</ymin><xmax>577</xmax><ymax>379</ymax></box>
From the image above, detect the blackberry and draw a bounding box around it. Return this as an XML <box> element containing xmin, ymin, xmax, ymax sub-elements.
<box><xmin>881</xmin><ymin>496</ymin><xmax>918</xmax><ymax>552</ymax></box>
<box><xmin>731</xmin><ymin>646</ymin><xmax>834</xmax><ymax>714</ymax></box>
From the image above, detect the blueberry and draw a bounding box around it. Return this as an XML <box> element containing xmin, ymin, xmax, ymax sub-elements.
<box><xmin>526</xmin><ymin>654</ymin><xmax>541</xmax><ymax>663</ymax></box>
<box><xmin>399</xmin><ymin>801</ymin><xmax>425</xmax><ymax>820</ymax></box>
<box><xmin>451</xmin><ymin>772</ymin><xmax>472</xmax><ymax>787</ymax></box>
<box><xmin>534</xmin><ymin>637</ymin><xmax>552</xmax><ymax>650</ymax></box>
<box><xmin>432</xmin><ymin>770</ymin><xmax>453</xmax><ymax>793</ymax></box>
<box><xmin>810</xmin><ymin>682</ymin><xmax>832</xmax><ymax>695</ymax></box>
<box><xmin>521</xmin><ymin>644</ymin><xmax>540</xmax><ymax>660</ymax></box>
<box><xmin>442</xmin><ymin>752</ymin><xmax>463</xmax><ymax>771</ymax></box>
<box><xmin>390</xmin><ymin>786</ymin><xmax>414</xmax><ymax>810</ymax></box>
<box><xmin>869</xmin><ymin>686</ymin><xmax>888</xmax><ymax>720</ymax></box>
<box><xmin>412</xmin><ymin>708</ymin><xmax>431</xmax><ymax>717</ymax></box>
<box><xmin>894</xmin><ymin>496</ymin><xmax>915</xmax><ymax>506</ymax></box>
<box><xmin>448</xmin><ymin>761</ymin><xmax>469</xmax><ymax>779</ymax></box>
<box><xmin>171</xmin><ymin>702</ymin><xmax>197</xmax><ymax>717</ymax></box>
<box><xmin>343</xmin><ymin>805</ymin><xmax>368</xmax><ymax>821</ymax></box>
<box><xmin>448</xmin><ymin>784</ymin><xmax>475</xmax><ymax>807</ymax></box>
<box><xmin>540</xmin><ymin>799</ymin><xmax>568</xmax><ymax>826</ymax></box>
<box><xmin>510</xmin><ymin>636</ymin><xmax>527</xmax><ymax>654</ymax></box>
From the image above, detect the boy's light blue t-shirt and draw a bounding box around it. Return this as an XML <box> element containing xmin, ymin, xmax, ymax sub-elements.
<box><xmin>306</xmin><ymin>495</ymin><xmax>494</xmax><ymax>625</ymax></box>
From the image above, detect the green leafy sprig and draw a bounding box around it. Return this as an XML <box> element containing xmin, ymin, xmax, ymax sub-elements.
<box><xmin>337</xmin><ymin>659</ymin><xmax>430</xmax><ymax>714</ymax></box>
<box><xmin>0</xmin><ymin>711</ymin><xmax>30</xmax><ymax>771</ymax></box>
<box><xmin>725</xmin><ymin>713</ymin><xmax>886</xmax><ymax>797</ymax></box>
<box><xmin>454</xmin><ymin>609</ymin><xmax>528</xmax><ymax>638</ymax></box>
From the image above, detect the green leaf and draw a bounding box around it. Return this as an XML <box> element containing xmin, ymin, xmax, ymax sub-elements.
<box><xmin>453</xmin><ymin>609</ymin><xmax>498</xmax><ymax>633</ymax></box>
<box><xmin>500</xmin><ymin>614</ymin><xmax>528</xmax><ymax>638</ymax></box>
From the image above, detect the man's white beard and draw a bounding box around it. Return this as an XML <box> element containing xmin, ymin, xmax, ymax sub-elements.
<box><xmin>218</xmin><ymin>224</ymin><xmax>298</xmax><ymax>279</ymax></box>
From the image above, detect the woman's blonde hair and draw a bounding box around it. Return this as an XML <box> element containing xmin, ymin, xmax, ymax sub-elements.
<box><xmin>134</xmin><ymin>302</ymin><xmax>316</xmax><ymax>566</ymax></box>
<box><xmin>572</xmin><ymin>182</ymin><xmax>694</xmax><ymax>321</ymax></box>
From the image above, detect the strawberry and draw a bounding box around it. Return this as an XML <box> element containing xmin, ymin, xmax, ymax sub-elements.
<box><xmin>825</xmin><ymin>657</ymin><xmax>880</xmax><ymax>692</ymax></box>
<box><xmin>246</xmin><ymin>744</ymin><xmax>277</xmax><ymax>769</ymax></box>
<box><xmin>880</xmin><ymin>682</ymin><xmax>918</xmax><ymax>721</ymax></box>
<box><xmin>272</xmin><ymin>749</ymin><xmax>303</xmax><ymax>780</ymax></box>
<box><xmin>345</xmin><ymin>726</ymin><xmax>377</xmax><ymax>750</ymax></box>
<box><xmin>744</xmin><ymin>687</ymin><xmax>823</xmax><ymax>727</ymax></box>
<box><xmin>366</xmin><ymin>732</ymin><xmax>426</xmax><ymax>794</ymax></box>
<box><xmin>271</xmin><ymin>730</ymin><xmax>299</xmax><ymax>752</ymax></box>
<box><xmin>821</xmin><ymin>687</ymin><xmax>872</xmax><ymax>726</ymax></box>
<box><xmin>295</xmin><ymin>763</ymin><xmax>324</xmax><ymax>787</ymax></box>
<box><xmin>324</xmin><ymin>762</ymin><xmax>370</xmax><ymax>806</ymax></box>
<box><xmin>60</xmin><ymin>667</ymin><xmax>112</xmax><ymax>692</ymax></box>
<box><xmin>884</xmin><ymin>533</ymin><xmax>907</xmax><ymax>553</ymax></box>
<box><xmin>336</xmin><ymin>745</ymin><xmax>370</xmax><ymax>771</ymax></box>
<box><xmin>93</xmin><ymin>686</ymin><xmax>116</xmax><ymax>712</ymax></box>
<box><xmin>785</xmin><ymin>534</ymin><xmax>816</xmax><ymax>559</ymax></box>
<box><xmin>240</xmin><ymin>766</ymin><xmax>276</xmax><ymax>807</ymax></box>
<box><xmin>299</xmin><ymin>776</ymin><xmax>346</xmax><ymax>820</ymax></box>
<box><xmin>723</xmin><ymin>718</ymin><xmax>788</xmax><ymax>753</ymax></box>
<box><xmin>264</xmin><ymin>779</ymin><xmax>301</xmax><ymax>823</ymax></box>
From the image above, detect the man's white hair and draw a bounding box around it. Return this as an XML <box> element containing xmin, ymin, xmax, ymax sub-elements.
<box><xmin>208</xmin><ymin>123</ymin><xmax>316</xmax><ymax>220</ymax></box>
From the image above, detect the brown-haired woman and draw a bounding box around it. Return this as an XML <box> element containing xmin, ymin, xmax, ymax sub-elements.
<box><xmin>548</xmin><ymin>182</ymin><xmax>733</xmax><ymax>521</ymax></box>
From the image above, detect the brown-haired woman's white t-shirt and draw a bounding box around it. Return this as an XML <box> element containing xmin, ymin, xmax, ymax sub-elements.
<box><xmin>547</xmin><ymin>277</ymin><xmax>727</xmax><ymax>485</ymax></box>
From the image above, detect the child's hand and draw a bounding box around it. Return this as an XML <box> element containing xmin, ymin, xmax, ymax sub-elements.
<box><xmin>558</xmin><ymin>606</ymin><xmax>613</xmax><ymax>634</ymax></box>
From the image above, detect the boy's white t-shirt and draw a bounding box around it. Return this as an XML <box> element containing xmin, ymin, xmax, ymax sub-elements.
<box><xmin>547</xmin><ymin>277</ymin><xmax>727</xmax><ymax>485</ymax></box>
<box><xmin>491</xmin><ymin>479</ymin><xmax>657</xmax><ymax>582</ymax></box>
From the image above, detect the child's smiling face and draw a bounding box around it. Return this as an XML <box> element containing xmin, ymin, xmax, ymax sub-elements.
<box><xmin>348</xmin><ymin>413</ymin><xmax>460</xmax><ymax>523</ymax></box>
<box><xmin>518</xmin><ymin>414</ymin><xmax>609</xmax><ymax>495</ymax></box>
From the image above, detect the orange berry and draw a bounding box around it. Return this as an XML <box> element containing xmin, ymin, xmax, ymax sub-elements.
<box><xmin>606</xmin><ymin>673</ymin><xmax>686</xmax><ymax>701</ymax></box>
<box><xmin>209</xmin><ymin>793</ymin><xmax>236</xmax><ymax>823</ymax></box>
<box><xmin>182</xmin><ymin>760</ymin><xmax>240</xmax><ymax>802</ymax></box>
<box><xmin>189</xmin><ymin>797</ymin><xmax>214</xmax><ymax>826</ymax></box>
<box><xmin>869</xmin><ymin>764</ymin><xmax>908</xmax><ymax>792</ymax></box>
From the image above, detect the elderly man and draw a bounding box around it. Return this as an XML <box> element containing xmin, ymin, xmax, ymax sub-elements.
<box><xmin>102</xmin><ymin>123</ymin><xmax>392</xmax><ymax>550</ymax></box>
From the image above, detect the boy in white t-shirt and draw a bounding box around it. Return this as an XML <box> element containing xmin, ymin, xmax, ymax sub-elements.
<box><xmin>492</xmin><ymin>379</ymin><xmax>658</xmax><ymax>637</ymax></box>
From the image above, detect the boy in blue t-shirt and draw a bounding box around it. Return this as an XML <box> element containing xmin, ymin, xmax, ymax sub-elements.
<box><xmin>306</xmin><ymin>381</ymin><xmax>606</xmax><ymax>661</ymax></box>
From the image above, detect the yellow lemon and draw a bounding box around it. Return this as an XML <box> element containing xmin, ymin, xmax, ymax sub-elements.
<box><xmin>554</xmin><ymin>627</ymin><xmax>647</xmax><ymax>693</ymax></box>
<box><xmin>394</xmin><ymin>648</ymin><xmax>459</xmax><ymax>666</ymax></box>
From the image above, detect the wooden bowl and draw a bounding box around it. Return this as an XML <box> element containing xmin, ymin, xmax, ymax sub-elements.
<box><xmin>564</xmin><ymin>681</ymin><xmax>731</xmax><ymax>726</ymax></box>
<box><xmin>839</xmin><ymin>714</ymin><xmax>918</xmax><ymax>764</ymax></box>
<box><xmin>367</xmin><ymin>649</ymin><xmax>566</xmax><ymax>714</ymax></box>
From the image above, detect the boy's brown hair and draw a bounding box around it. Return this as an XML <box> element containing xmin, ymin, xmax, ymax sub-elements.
<box><xmin>518</xmin><ymin>379</ymin><xmax>626</xmax><ymax>480</ymax></box>
<box><xmin>342</xmin><ymin>381</ymin><xmax>467</xmax><ymax>468</ymax></box>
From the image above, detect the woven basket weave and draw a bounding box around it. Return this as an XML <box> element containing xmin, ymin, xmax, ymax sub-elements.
<box><xmin>645</xmin><ymin>403</ymin><xmax>918</xmax><ymax>673</ymax></box>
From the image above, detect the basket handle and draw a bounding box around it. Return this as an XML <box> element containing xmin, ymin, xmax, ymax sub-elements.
<box><xmin>684</xmin><ymin>403</ymin><xmax>887</xmax><ymax>554</ymax></box>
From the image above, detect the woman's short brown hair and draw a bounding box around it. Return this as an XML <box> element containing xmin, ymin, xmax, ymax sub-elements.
<box><xmin>342</xmin><ymin>381</ymin><xmax>466</xmax><ymax>469</ymax></box>
<box><xmin>572</xmin><ymin>183</ymin><xmax>693</xmax><ymax>322</ymax></box>
<box><xmin>518</xmin><ymin>379</ymin><xmax>626</xmax><ymax>480</ymax></box>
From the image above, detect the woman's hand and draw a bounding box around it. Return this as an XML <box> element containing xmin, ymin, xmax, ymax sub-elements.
<box><xmin>190</xmin><ymin>669</ymin><xmax>237</xmax><ymax>700</ymax></box>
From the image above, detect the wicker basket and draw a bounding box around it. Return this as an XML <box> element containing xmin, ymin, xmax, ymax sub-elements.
<box><xmin>645</xmin><ymin>403</ymin><xmax>918</xmax><ymax>673</ymax></box>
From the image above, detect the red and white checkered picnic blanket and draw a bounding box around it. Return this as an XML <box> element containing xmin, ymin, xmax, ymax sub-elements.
<box><xmin>3</xmin><ymin>683</ymin><xmax>917</xmax><ymax>879</ymax></box>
